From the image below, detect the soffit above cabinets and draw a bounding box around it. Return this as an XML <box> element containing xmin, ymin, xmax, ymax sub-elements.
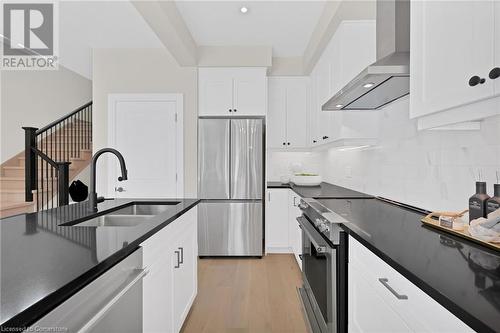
<box><xmin>175</xmin><ymin>1</ymin><xmax>326</xmax><ymax>58</ymax></box>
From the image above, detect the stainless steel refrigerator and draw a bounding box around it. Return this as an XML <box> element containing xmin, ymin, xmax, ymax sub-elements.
<box><xmin>198</xmin><ymin>117</ymin><xmax>264</xmax><ymax>256</ymax></box>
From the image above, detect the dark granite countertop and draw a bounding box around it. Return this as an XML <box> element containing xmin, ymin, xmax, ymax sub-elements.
<box><xmin>0</xmin><ymin>198</ymin><xmax>199</xmax><ymax>330</ymax></box>
<box><xmin>267</xmin><ymin>181</ymin><xmax>374</xmax><ymax>199</ymax></box>
<box><xmin>317</xmin><ymin>197</ymin><xmax>500</xmax><ymax>333</ymax></box>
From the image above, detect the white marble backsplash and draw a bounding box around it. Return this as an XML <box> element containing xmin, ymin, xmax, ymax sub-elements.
<box><xmin>321</xmin><ymin>97</ymin><xmax>500</xmax><ymax>212</ymax></box>
<box><xmin>267</xmin><ymin>151</ymin><xmax>323</xmax><ymax>182</ymax></box>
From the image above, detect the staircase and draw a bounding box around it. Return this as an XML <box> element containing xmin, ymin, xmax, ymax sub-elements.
<box><xmin>0</xmin><ymin>102</ymin><xmax>93</xmax><ymax>218</ymax></box>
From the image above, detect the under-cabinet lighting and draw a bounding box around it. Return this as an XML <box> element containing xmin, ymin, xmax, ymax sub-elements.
<box><xmin>240</xmin><ymin>6</ymin><xmax>248</xmax><ymax>13</ymax></box>
<box><xmin>337</xmin><ymin>145</ymin><xmax>370</xmax><ymax>152</ymax></box>
<box><xmin>335</xmin><ymin>104</ymin><xmax>344</xmax><ymax>108</ymax></box>
<box><xmin>363</xmin><ymin>83</ymin><xmax>375</xmax><ymax>89</ymax></box>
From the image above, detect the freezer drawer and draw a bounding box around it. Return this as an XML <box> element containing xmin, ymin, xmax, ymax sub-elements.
<box><xmin>198</xmin><ymin>119</ymin><xmax>230</xmax><ymax>199</ymax></box>
<box><xmin>198</xmin><ymin>201</ymin><xmax>263</xmax><ymax>256</ymax></box>
<box><xmin>230</xmin><ymin>119</ymin><xmax>263</xmax><ymax>200</ymax></box>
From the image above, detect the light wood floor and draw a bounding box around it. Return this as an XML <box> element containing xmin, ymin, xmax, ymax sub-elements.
<box><xmin>181</xmin><ymin>254</ymin><xmax>309</xmax><ymax>333</ymax></box>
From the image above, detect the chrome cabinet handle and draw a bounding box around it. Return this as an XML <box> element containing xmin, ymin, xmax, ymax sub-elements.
<box><xmin>174</xmin><ymin>250</ymin><xmax>180</xmax><ymax>268</ymax></box>
<box><xmin>179</xmin><ymin>247</ymin><xmax>184</xmax><ymax>264</ymax></box>
<box><xmin>378</xmin><ymin>278</ymin><xmax>408</xmax><ymax>300</ymax></box>
<box><xmin>293</xmin><ymin>196</ymin><xmax>297</xmax><ymax>206</ymax></box>
<box><xmin>115</xmin><ymin>187</ymin><xmax>125</xmax><ymax>192</ymax></box>
<box><xmin>77</xmin><ymin>269</ymin><xmax>149</xmax><ymax>333</ymax></box>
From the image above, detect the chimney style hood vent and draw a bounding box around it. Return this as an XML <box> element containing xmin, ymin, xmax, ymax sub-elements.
<box><xmin>323</xmin><ymin>0</ymin><xmax>410</xmax><ymax>111</ymax></box>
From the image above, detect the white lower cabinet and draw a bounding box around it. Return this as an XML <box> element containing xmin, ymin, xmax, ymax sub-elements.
<box><xmin>142</xmin><ymin>207</ymin><xmax>198</xmax><ymax>333</ymax></box>
<box><xmin>288</xmin><ymin>191</ymin><xmax>302</xmax><ymax>269</ymax></box>
<box><xmin>266</xmin><ymin>189</ymin><xmax>290</xmax><ymax>252</ymax></box>
<box><xmin>349</xmin><ymin>263</ymin><xmax>411</xmax><ymax>333</ymax></box>
<box><xmin>349</xmin><ymin>236</ymin><xmax>473</xmax><ymax>333</ymax></box>
<box><xmin>265</xmin><ymin>188</ymin><xmax>303</xmax><ymax>270</ymax></box>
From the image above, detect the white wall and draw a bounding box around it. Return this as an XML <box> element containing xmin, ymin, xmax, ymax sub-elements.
<box><xmin>267</xmin><ymin>151</ymin><xmax>323</xmax><ymax>182</ymax></box>
<box><xmin>0</xmin><ymin>66</ymin><xmax>92</xmax><ymax>163</ymax></box>
<box><xmin>321</xmin><ymin>97</ymin><xmax>500</xmax><ymax>212</ymax></box>
<box><xmin>92</xmin><ymin>48</ymin><xmax>198</xmax><ymax>197</ymax></box>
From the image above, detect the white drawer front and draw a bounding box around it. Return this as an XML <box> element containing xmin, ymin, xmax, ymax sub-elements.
<box><xmin>349</xmin><ymin>236</ymin><xmax>473</xmax><ymax>333</ymax></box>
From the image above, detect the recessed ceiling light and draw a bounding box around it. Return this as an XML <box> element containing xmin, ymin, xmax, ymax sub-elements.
<box><xmin>335</xmin><ymin>104</ymin><xmax>344</xmax><ymax>108</ymax></box>
<box><xmin>240</xmin><ymin>6</ymin><xmax>248</xmax><ymax>14</ymax></box>
<box><xmin>363</xmin><ymin>82</ymin><xmax>375</xmax><ymax>88</ymax></box>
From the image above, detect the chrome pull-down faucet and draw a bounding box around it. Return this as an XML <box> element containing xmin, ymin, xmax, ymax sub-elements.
<box><xmin>88</xmin><ymin>148</ymin><xmax>128</xmax><ymax>212</ymax></box>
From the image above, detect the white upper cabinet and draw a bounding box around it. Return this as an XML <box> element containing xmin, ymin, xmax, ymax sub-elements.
<box><xmin>410</xmin><ymin>1</ymin><xmax>500</xmax><ymax>128</ymax></box>
<box><xmin>267</xmin><ymin>79</ymin><xmax>287</xmax><ymax>148</ymax></box>
<box><xmin>310</xmin><ymin>20</ymin><xmax>378</xmax><ymax>147</ymax></box>
<box><xmin>495</xmin><ymin>1</ymin><xmax>500</xmax><ymax>94</ymax></box>
<box><xmin>199</xmin><ymin>67</ymin><xmax>266</xmax><ymax>116</ymax></box>
<box><xmin>267</xmin><ymin>77</ymin><xmax>309</xmax><ymax>149</ymax></box>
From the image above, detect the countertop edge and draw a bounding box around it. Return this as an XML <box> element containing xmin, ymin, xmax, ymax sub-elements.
<box><xmin>341</xmin><ymin>224</ymin><xmax>493</xmax><ymax>333</ymax></box>
<box><xmin>0</xmin><ymin>199</ymin><xmax>200</xmax><ymax>330</ymax></box>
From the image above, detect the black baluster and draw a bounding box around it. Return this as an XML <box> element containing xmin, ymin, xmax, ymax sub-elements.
<box><xmin>41</xmin><ymin>134</ymin><xmax>44</xmax><ymax>210</ymax></box>
<box><xmin>45</xmin><ymin>132</ymin><xmax>48</xmax><ymax>210</ymax></box>
<box><xmin>50</xmin><ymin>128</ymin><xmax>53</xmax><ymax>209</ymax></box>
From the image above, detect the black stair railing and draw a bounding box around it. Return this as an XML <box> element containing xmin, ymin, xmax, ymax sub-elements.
<box><xmin>23</xmin><ymin>101</ymin><xmax>92</xmax><ymax>211</ymax></box>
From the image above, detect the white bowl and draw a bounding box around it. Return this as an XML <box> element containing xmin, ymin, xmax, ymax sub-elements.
<box><xmin>291</xmin><ymin>175</ymin><xmax>322</xmax><ymax>187</ymax></box>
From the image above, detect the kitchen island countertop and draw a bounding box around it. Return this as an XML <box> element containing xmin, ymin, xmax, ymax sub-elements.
<box><xmin>0</xmin><ymin>198</ymin><xmax>199</xmax><ymax>330</ymax></box>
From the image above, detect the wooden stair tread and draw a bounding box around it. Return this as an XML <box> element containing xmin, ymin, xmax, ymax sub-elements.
<box><xmin>3</xmin><ymin>165</ymin><xmax>77</xmax><ymax>170</ymax></box>
<box><xmin>0</xmin><ymin>202</ymin><xmax>33</xmax><ymax>209</ymax></box>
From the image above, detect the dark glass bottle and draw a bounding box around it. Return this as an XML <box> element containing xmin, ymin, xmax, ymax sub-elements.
<box><xmin>469</xmin><ymin>182</ymin><xmax>490</xmax><ymax>222</ymax></box>
<box><xmin>486</xmin><ymin>184</ymin><xmax>500</xmax><ymax>215</ymax></box>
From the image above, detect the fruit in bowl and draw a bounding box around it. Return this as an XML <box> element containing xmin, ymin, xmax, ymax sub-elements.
<box><xmin>291</xmin><ymin>173</ymin><xmax>322</xmax><ymax>186</ymax></box>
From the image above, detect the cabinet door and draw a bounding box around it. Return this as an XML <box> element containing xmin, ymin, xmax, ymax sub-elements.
<box><xmin>410</xmin><ymin>1</ymin><xmax>496</xmax><ymax>119</ymax></box>
<box><xmin>288</xmin><ymin>191</ymin><xmax>302</xmax><ymax>269</ymax></box>
<box><xmin>199</xmin><ymin>68</ymin><xmax>233</xmax><ymax>116</ymax></box>
<box><xmin>173</xmin><ymin>224</ymin><xmax>197</xmax><ymax>331</ymax></box>
<box><xmin>267</xmin><ymin>79</ymin><xmax>287</xmax><ymax>148</ymax></box>
<box><xmin>143</xmin><ymin>259</ymin><xmax>174</xmax><ymax>333</ymax></box>
<box><xmin>315</xmin><ymin>60</ymin><xmax>333</xmax><ymax>144</ymax></box>
<box><xmin>233</xmin><ymin>68</ymin><xmax>266</xmax><ymax>116</ymax></box>
<box><xmin>348</xmin><ymin>263</ymin><xmax>412</xmax><ymax>333</ymax></box>
<box><xmin>495</xmin><ymin>2</ymin><xmax>500</xmax><ymax>94</ymax></box>
<box><xmin>286</xmin><ymin>78</ymin><xmax>309</xmax><ymax>148</ymax></box>
<box><xmin>265</xmin><ymin>189</ymin><xmax>289</xmax><ymax>252</ymax></box>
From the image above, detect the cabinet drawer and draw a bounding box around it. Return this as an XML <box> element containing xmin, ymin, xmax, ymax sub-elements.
<box><xmin>349</xmin><ymin>237</ymin><xmax>473</xmax><ymax>332</ymax></box>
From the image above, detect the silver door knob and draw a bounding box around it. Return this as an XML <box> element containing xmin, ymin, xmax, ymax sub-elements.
<box><xmin>115</xmin><ymin>187</ymin><xmax>125</xmax><ymax>192</ymax></box>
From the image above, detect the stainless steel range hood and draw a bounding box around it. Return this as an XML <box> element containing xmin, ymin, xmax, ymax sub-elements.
<box><xmin>323</xmin><ymin>0</ymin><xmax>410</xmax><ymax>111</ymax></box>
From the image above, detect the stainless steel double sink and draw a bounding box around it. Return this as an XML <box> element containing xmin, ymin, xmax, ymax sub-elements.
<box><xmin>70</xmin><ymin>202</ymin><xmax>180</xmax><ymax>227</ymax></box>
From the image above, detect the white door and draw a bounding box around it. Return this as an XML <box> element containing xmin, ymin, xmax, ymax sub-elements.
<box><xmin>232</xmin><ymin>68</ymin><xmax>266</xmax><ymax>116</ymax></box>
<box><xmin>267</xmin><ymin>79</ymin><xmax>287</xmax><ymax>148</ymax></box>
<box><xmin>265</xmin><ymin>189</ymin><xmax>289</xmax><ymax>252</ymax></box>
<box><xmin>108</xmin><ymin>94</ymin><xmax>183</xmax><ymax>198</ymax></box>
<box><xmin>410</xmin><ymin>1</ymin><xmax>495</xmax><ymax>118</ymax></box>
<box><xmin>286</xmin><ymin>78</ymin><xmax>308</xmax><ymax>148</ymax></box>
<box><xmin>198</xmin><ymin>69</ymin><xmax>234</xmax><ymax>116</ymax></box>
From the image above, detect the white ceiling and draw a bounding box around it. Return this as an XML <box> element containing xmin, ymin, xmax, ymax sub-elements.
<box><xmin>175</xmin><ymin>1</ymin><xmax>326</xmax><ymax>57</ymax></box>
<box><xmin>59</xmin><ymin>1</ymin><xmax>163</xmax><ymax>79</ymax></box>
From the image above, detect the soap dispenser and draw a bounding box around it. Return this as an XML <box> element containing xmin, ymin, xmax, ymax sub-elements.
<box><xmin>469</xmin><ymin>182</ymin><xmax>490</xmax><ymax>222</ymax></box>
<box><xmin>486</xmin><ymin>173</ymin><xmax>500</xmax><ymax>215</ymax></box>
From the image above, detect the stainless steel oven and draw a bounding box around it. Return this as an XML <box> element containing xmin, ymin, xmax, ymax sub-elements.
<box><xmin>297</xmin><ymin>199</ymin><xmax>348</xmax><ymax>333</ymax></box>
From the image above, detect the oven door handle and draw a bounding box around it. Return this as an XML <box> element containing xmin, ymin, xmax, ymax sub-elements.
<box><xmin>297</xmin><ymin>216</ymin><xmax>329</xmax><ymax>254</ymax></box>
